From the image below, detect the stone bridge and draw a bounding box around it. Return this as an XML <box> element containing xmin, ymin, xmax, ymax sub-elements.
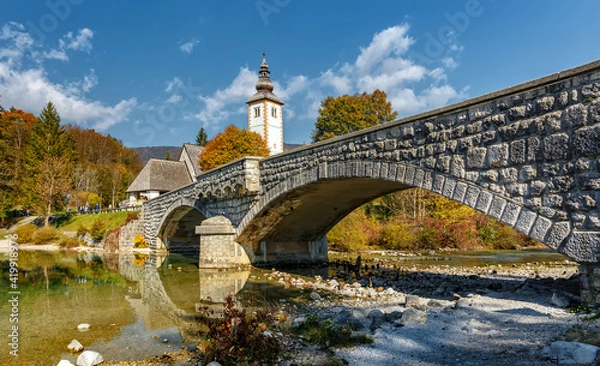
<box><xmin>143</xmin><ymin>60</ymin><xmax>600</xmax><ymax>305</ymax></box>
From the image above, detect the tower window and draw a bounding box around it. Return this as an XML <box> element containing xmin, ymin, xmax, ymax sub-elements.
<box><xmin>271</xmin><ymin>107</ymin><xmax>277</xmax><ymax>118</ymax></box>
<box><xmin>254</xmin><ymin>107</ymin><xmax>261</xmax><ymax>117</ymax></box>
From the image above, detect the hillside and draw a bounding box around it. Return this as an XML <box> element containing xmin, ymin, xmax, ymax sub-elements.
<box><xmin>131</xmin><ymin>146</ymin><xmax>181</xmax><ymax>164</ymax></box>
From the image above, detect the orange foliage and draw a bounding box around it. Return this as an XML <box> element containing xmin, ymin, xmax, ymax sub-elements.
<box><xmin>198</xmin><ymin>125</ymin><xmax>270</xmax><ymax>171</ymax></box>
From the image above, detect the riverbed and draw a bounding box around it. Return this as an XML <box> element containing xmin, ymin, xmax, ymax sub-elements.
<box><xmin>0</xmin><ymin>248</ymin><xmax>583</xmax><ymax>365</ymax></box>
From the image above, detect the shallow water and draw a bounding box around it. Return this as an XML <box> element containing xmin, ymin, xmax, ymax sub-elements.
<box><xmin>0</xmin><ymin>248</ymin><xmax>571</xmax><ymax>365</ymax></box>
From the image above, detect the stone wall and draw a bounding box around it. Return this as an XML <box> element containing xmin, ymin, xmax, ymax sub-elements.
<box><xmin>253</xmin><ymin>61</ymin><xmax>600</xmax><ymax>263</ymax></box>
<box><xmin>118</xmin><ymin>210</ymin><xmax>145</xmax><ymax>251</ymax></box>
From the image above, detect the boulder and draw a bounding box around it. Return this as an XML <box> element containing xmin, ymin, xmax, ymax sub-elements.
<box><xmin>67</xmin><ymin>339</ymin><xmax>84</xmax><ymax>352</ymax></box>
<box><xmin>207</xmin><ymin>362</ymin><xmax>223</xmax><ymax>366</ymax></box>
<box><xmin>396</xmin><ymin>308</ymin><xmax>427</xmax><ymax>326</ymax></box>
<box><xmin>542</xmin><ymin>341</ymin><xmax>600</xmax><ymax>365</ymax></box>
<box><xmin>310</xmin><ymin>292</ymin><xmax>322</xmax><ymax>301</ymax></box>
<box><xmin>405</xmin><ymin>295</ymin><xmax>427</xmax><ymax>311</ymax></box>
<box><xmin>57</xmin><ymin>361</ymin><xmax>75</xmax><ymax>366</ymax></box>
<box><xmin>76</xmin><ymin>350</ymin><xmax>103</xmax><ymax>366</ymax></box>
<box><xmin>77</xmin><ymin>323</ymin><xmax>90</xmax><ymax>331</ymax></box>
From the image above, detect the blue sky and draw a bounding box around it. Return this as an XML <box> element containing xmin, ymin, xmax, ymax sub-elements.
<box><xmin>1</xmin><ymin>1</ymin><xmax>599</xmax><ymax>147</ymax></box>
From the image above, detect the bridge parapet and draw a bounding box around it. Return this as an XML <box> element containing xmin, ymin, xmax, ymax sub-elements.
<box><xmin>257</xmin><ymin>61</ymin><xmax>600</xmax><ymax>263</ymax></box>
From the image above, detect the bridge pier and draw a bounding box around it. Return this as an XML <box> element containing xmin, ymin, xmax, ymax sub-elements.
<box><xmin>195</xmin><ymin>216</ymin><xmax>251</xmax><ymax>268</ymax></box>
<box><xmin>254</xmin><ymin>237</ymin><xmax>329</xmax><ymax>266</ymax></box>
<box><xmin>579</xmin><ymin>264</ymin><xmax>600</xmax><ymax>308</ymax></box>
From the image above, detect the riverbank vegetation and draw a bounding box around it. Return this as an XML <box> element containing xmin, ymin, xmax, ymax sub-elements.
<box><xmin>328</xmin><ymin>188</ymin><xmax>536</xmax><ymax>252</ymax></box>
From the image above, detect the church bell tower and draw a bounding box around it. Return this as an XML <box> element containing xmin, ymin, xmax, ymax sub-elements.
<box><xmin>247</xmin><ymin>54</ymin><xmax>283</xmax><ymax>155</ymax></box>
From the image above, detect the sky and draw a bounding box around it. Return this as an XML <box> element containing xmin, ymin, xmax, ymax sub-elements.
<box><xmin>1</xmin><ymin>1</ymin><xmax>600</xmax><ymax>148</ymax></box>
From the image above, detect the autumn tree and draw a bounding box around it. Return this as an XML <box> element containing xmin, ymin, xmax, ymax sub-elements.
<box><xmin>311</xmin><ymin>89</ymin><xmax>398</xmax><ymax>142</ymax></box>
<box><xmin>196</xmin><ymin>127</ymin><xmax>208</xmax><ymax>146</ymax></box>
<box><xmin>198</xmin><ymin>125</ymin><xmax>269</xmax><ymax>170</ymax></box>
<box><xmin>0</xmin><ymin>108</ymin><xmax>36</xmax><ymax>219</ymax></box>
<box><xmin>22</xmin><ymin>102</ymin><xmax>74</xmax><ymax>226</ymax></box>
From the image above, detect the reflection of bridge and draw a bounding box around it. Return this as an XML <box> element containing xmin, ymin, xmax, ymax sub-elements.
<box><xmin>117</xmin><ymin>253</ymin><xmax>250</xmax><ymax>334</ymax></box>
<box><xmin>143</xmin><ymin>60</ymin><xmax>600</xmax><ymax>306</ymax></box>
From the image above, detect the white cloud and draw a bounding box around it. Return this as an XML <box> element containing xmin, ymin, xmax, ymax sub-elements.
<box><xmin>179</xmin><ymin>39</ymin><xmax>199</xmax><ymax>54</ymax></box>
<box><xmin>58</xmin><ymin>28</ymin><xmax>94</xmax><ymax>53</ymax></box>
<box><xmin>0</xmin><ymin>23</ymin><xmax>135</xmax><ymax>131</ymax></box>
<box><xmin>188</xmin><ymin>23</ymin><xmax>467</xmax><ymax>134</ymax></box>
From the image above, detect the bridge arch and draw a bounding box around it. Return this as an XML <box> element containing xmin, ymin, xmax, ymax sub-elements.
<box><xmin>236</xmin><ymin>158</ymin><xmax>567</xmax><ymax>260</ymax></box>
<box><xmin>156</xmin><ymin>197</ymin><xmax>209</xmax><ymax>255</ymax></box>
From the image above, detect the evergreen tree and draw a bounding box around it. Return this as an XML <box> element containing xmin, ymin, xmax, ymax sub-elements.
<box><xmin>23</xmin><ymin>102</ymin><xmax>74</xmax><ymax>226</ymax></box>
<box><xmin>165</xmin><ymin>151</ymin><xmax>171</xmax><ymax>160</ymax></box>
<box><xmin>196</xmin><ymin>127</ymin><xmax>208</xmax><ymax>146</ymax></box>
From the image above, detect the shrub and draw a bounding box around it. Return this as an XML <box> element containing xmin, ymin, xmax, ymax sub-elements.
<box><xmin>292</xmin><ymin>314</ymin><xmax>373</xmax><ymax>348</ymax></box>
<box><xmin>379</xmin><ymin>220</ymin><xmax>417</xmax><ymax>250</ymax></box>
<box><xmin>76</xmin><ymin>224</ymin><xmax>88</xmax><ymax>237</ymax></box>
<box><xmin>90</xmin><ymin>220</ymin><xmax>106</xmax><ymax>241</ymax></box>
<box><xmin>59</xmin><ymin>237</ymin><xmax>81</xmax><ymax>248</ymax></box>
<box><xmin>328</xmin><ymin>210</ymin><xmax>375</xmax><ymax>252</ymax></box>
<box><xmin>32</xmin><ymin>226</ymin><xmax>60</xmax><ymax>244</ymax></box>
<box><xmin>126</xmin><ymin>211</ymin><xmax>139</xmax><ymax>223</ymax></box>
<box><xmin>15</xmin><ymin>224</ymin><xmax>37</xmax><ymax>244</ymax></box>
<box><xmin>133</xmin><ymin>233</ymin><xmax>147</xmax><ymax>248</ymax></box>
<box><xmin>200</xmin><ymin>296</ymin><xmax>281</xmax><ymax>366</ymax></box>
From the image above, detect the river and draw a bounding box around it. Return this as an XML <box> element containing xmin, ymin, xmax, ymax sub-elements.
<box><xmin>0</xmin><ymin>248</ymin><xmax>571</xmax><ymax>365</ymax></box>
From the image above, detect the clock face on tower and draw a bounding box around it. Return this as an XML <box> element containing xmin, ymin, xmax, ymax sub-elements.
<box><xmin>247</xmin><ymin>54</ymin><xmax>284</xmax><ymax>155</ymax></box>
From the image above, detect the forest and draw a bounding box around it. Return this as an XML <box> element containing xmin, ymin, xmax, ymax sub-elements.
<box><xmin>0</xmin><ymin>102</ymin><xmax>142</xmax><ymax>224</ymax></box>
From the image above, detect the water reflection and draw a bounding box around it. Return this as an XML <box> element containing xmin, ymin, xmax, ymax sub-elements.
<box><xmin>0</xmin><ymin>251</ymin><xmax>253</xmax><ymax>365</ymax></box>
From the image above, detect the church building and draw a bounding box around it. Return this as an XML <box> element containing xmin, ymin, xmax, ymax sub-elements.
<box><xmin>247</xmin><ymin>54</ymin><xmax>284</xmax><ymax>155</ymax></box>
<box><xmin>125</xmin><ymin>54</ymin><xmax>287</xmax><ymax>205</ymax></box>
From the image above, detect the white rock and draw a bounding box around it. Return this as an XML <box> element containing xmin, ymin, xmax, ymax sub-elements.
<box><xmin>76</xmin><ymin>350</ymin><xmax>103</xmax><ymax>366</ymax></box>
<box><xmin>310</xmin><ymin>292</ymin><xmax>322</xmax><ymax>301</ymax></box>
<box><xmin>542</xmin><ymin>341</ymin><xmax>600</xmax><ymax>365</ymax></box>
<box><xmin>57</xmin><ymin>361</ymin><xmax>75</xmax><ymax>366</ymax></box>
<box><xmin>68</xmin><ymin>339</ymin><xmax>84</xmax><ymax>352</ymax></box>
<box><xmin>206</xmin><ymin>362</ymin><xmax>223</xmax><ymax>366</ymax></box>
<box><xmin>397</xmin><ymin>307</ymin><xmax>427</xmax><ymax>326</ymax></box>
<box><xmin>77</xmin><ymin>323</ymin><xmax>90</xmax><ymax>331</ymax></box>
<box><xmin>292</xmin><ymin>316</ymin><xmax>307</xmax><ymax>327</ymax></box>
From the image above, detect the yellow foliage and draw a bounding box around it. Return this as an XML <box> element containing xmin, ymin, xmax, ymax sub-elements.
<box><xmin>198</xmin><ymin>125</ymin><xmax>270</xmax><ymax>171</ymax></box>
<box><xmin>133</xmin><ymin>233</ymin><xmax>147</xmax><ymax>248</ymax></box>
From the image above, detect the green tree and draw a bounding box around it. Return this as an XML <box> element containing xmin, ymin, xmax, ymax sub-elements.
<box><xmin>196</xmin><ymin>127</ymin><xmax>208</xmax><ymax>146</ymax></box>
<box><xmin>198</xmin><ymin>125</ymin><xmax>269</xmax><ymax>170</ymax></box>
<box><xmin>311</xmin><ymin>89</ymin><xmax>398</xmax><ymax>142</ymax></box>
<box><xmin>165</xmin><ymin>151</ymin><xmax>171</xmax><ymax>160</ymax></box>
<box><xmin>23</xmin><ymin>102</ymin><xmax>74</xmax><ymax>226</ymax></box>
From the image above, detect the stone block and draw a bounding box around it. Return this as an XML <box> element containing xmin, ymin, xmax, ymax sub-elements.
<box><xmin>442</xmin><ymin>178</ymin><xmax>456</xmax><ymax>199</ymax></box>
<box><xmin>432</xmin><ymin>174</ymin><xmax>445</xmax><ymax>194</ymax></box>
<box><xmin>404</xmin><ymin>166</ymin><xmax>416</xmax><ymax>185</ymax></box>
<box><xmin>475</xmin><ymin>190</ymin><xmax>493</xmax><ymax>213</ymax></box>
<box><xmin>500</xmin><ymin>202</ymin><xmax>521</xmax><ymax>226</ymax></box>
<box><xmin>574</xmin><ymin>125</ymin><xmax>600</xmax><ymax>157</ymax></box>
<box><xmin>515</xmin><ymin>209</ymin><xmax>537</xmax><ymax>235</ymax></box>
<box><xmin>543</xmin><ymin>133</ymin><xmax>570</xmax><ymax>161</ymax></box>
<box><xmin>489</xmin><ymin>196</ymin><xmax>507</xmax><ymax>220</ymax></box>
<box><xmin>453</xmin><ymin>182</ymin><xmax>468</xmax><ymax>203</ymax></box>
<box><xmin>530</xmin><ymin>216</ymin><xmax>553</xmax><ymax>242</ymax></box>
<box><xmin>465</xmin><ymin>185</ymin><xmax>480</xmax><ymax>208</ymax></box>
<box><xmin>486</xmin><ymin>144</ymin><xmax>509</xmax><ymax>168</ymax></box>
<box><xmin>510</xmin><ymin>139</ymin><xmax>527</xmax><ymax>165</ymax></box>
<box><xmin>466</xmin><ymin>147</ymin><xmax>487</xmax><ymax>169</ymax></box>
<box><xmin>545</xmin><ymin>222</ymin><xmax>570</xmax><ymax>249</ymax></box>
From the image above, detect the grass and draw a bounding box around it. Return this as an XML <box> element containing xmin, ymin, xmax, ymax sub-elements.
<box><xmin>55</xmin><ymin>211</ymin><xmax>135</xmax><ymax>234</ymax></box>
<box><xmin>292</xmin><ymin>315</ymin><xmax>373</xmax><ymax>348</ymax></box>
